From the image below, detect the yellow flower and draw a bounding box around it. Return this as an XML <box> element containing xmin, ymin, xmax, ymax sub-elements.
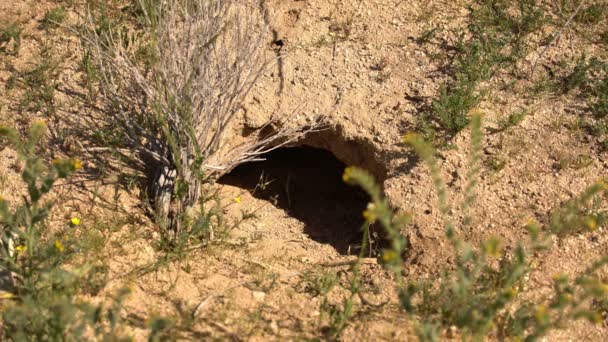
<box><xmin>15</xmin><ymin>245</ymin><xmax>26</xmax><ymax>254</ymax></box>
<box><xmin>534</xmin><ymin>305</ymin><xmax>548</xmax><ymax>323</ymax></box>
<box><xmin>342</xmin><ymin>167</ymin><xmax>353</xmax><ymax>182</ymax></box>
<box><xmin>362</xmin><ymin>203</ymin><xmax>377</xmax><ymax>223</ymax></box>
<box><xmin>70</xmin><ymin>217</ymin><xmax>81</xmax><ymax>226</ymax></box>
<box><xmin>234</xmin><ymin>196</ymin><xmax>241</xmax><ymax>204</ymax></box>
<box><xmin>585</xmin><ymin>216</ymin><xmax>598</xmax><ymax>231</ymax></box>
<box><xmin>382</xmin><ymin>249</ymin><xmax>397</xmax><ymax>263</ymax></box>
<box><xmin>54</xmin><ymin>240</ymin><xmax>65</xmax><ymax>253</ymax></box>
<box><xmin>402</xmin><ymin>132</ymin><xmax>417</xmax><ymax>144</ymax></box>
<box><xmin>598</xmin><ymin>180</ymin><xmax>608</xmax><ymax>190</ymax></box>
<box><xmin>73</xmin><ymin>159</ymin><xmax>82</xmax><ymax>170</ymax></box>
<box><xmin>552</xmin><ymin>272</ymin><xmax>567</xmax><ymax>282</ymax></box>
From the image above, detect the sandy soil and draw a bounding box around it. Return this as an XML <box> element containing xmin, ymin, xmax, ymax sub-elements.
<box><xmin>1</xmin><ymin>0</ymin><xmax>608</xmax><ymax>340</ymax></box>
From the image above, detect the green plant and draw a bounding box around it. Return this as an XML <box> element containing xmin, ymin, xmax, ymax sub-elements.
<box><xmin>131</xmin><ymin>0</ymin><xmax>162</xmax><ymax>28</ymax></box>
<box><xmin>17</xmin><ymin>58</ymin><xmax>59</xmax><ymax>115</ymax></box>
<box><xmin>344</xmin><ymin>113</ymin><xmax>608</xmax><ymax>340</ymax></box>
<box><xmin>79</xmin><ymin>50</ymin><xmax>99</xmax><ymax>104</ymax></box>
<box><xmin>419</xmin><ymin>0</ymin><xmax>546</xmax><ymax>139</ymax></box>
<box><xmin>559</xmin><ymin>55</ymin><xmax>608</xmax><ymax>145</ymax></box>
<box><xmin>0</xmin><ymin>23</ymin><xmax>22</xmax><ymax>55</ymax></box>
<box><xmin>562</xmin><ymin>55</ymin><xmax>602</xmax><ymax>93</ymax></box>
<box><xmin>41</xmin><ymin>7</ymin><xmax>67</xmax><ymax>30</ymax></box>
<box><xmin>0</xmin><ymin>123</ymin><xmax>130</xmax><ymax>340</ymax></box>
<box><xmin>322</xmin><ymin>228</ymin><xmax>366</xmax><ymax>338</ymax></box>
<box><xmin>497</xmin><ymin>109</ymin><xmax>527</xmax><ymax>131</ymax></box>
<box><xmin>574</xmin><ymin>3</ymin><xmax>607</xmax><ymax>25</ymax></box>
<box><xmin>430</xmin><ymin>80</ymin><xmax>480</xmax><ymax>136</ymax></box>
<box><xmin>600</xmin><ymin>30</ymin><xmax>608</xmax><ymax>45</ymax></box>
<box><xmin>589</xmin><ymin>72</ymin><xmax>608</xmax><ymax>119</ymax></box>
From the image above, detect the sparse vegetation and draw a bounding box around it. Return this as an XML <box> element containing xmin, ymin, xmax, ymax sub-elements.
<box><xmin>41</xmin><ymin>7</ymin><xmax>67</xmax><ymax>30</ymax></box>
<box><xmin>417</xmin><ymin>0</ymin><xmax>547</xmax><ymax>139</ymax></box>
<box><xmin>343</xmin><ymin>113</ymin><xmax>608</xmax><ymax>340</ymax></box>
<box><xmin>17</xmin><ymin>57</ymin><xmax>59</xmax><ymax>116</ymax></box>
<box><xmin>0</xmin><ymin>0</ymin><xmax>607</xmax><ymax>340</ymax></box>
<box><xmin>497</xmin><ymin>109</ymin><xmax>527</xmax><ymax>131</ymax></box>
<box><xmin>0</xmin><ymin>123</ymin><xmax>129</xmax><ymax>340</ymax></box>
<box><xmin>0</xmin><ymin>23</ymin><xmax>21</xmax><ymax>55</ymax></box>
<box><xmin>80</xmin><ymin>0</ymin><xmax>317</xmax><ymax>247</ymax></box>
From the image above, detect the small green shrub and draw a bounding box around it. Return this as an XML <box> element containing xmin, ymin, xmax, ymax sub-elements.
<box><xmin>0</xmin><ymin>123</ymin><xmax>129</xmax><ymax>340</ymax></box>
<box><xmin>497</xmin><ymin>109</ymin><xmax>527</xmax><ymax>131</ymax></box>
<box><xmin>41</xmin><ymin>7</ymin><xmax>67</xmax><ymax>30</ymax></box>
<box><xmin>562</xmin><ymin>55</ymin><xmax>603</xmax><ymax>93</ymax></box>
<box><xmin>0</xmin><ymin>23</ymin><xmax>21</xmax><ymax>55</ymax></box>
<box><xmin>471</xmin><ymin>0</ymin><xmax>545</xmax><ymax>58</ymax></box>
<box><xmin>17</xmin><ymin>58</ymin><xmax>59</xmax><ymax>115</ymax></box>
<box><xmin>600</xmin><ymin>30</ymin><xmax>608</xmax><ymax>45</ymax></box>
<box><xmin>559</xmin><ymin>56</ymin><xmax>608</xmax><ymax>146</ymax></box>
<box><xmin>430</xmin><ymin>80</ymin><xmax>480</xmax><ymax>136</ymax></box>
<box><xmin>574</xmin><ymin>3</ymin><xmax>607</xmax><ymax>25</ymax></box>
<box><xmin>79</xmin><ymin>50</ymin><xmax>99</xmax><ymax>104</ymax></box>
<box><xmin>589</xmin><ymin>72</ymin><xmax>608</xmax><ymax>119</ymax></box>
<box><xmin>419</xmin><ymin>0</ymin><xmax>546</xmax><ymax>139</ymax></box>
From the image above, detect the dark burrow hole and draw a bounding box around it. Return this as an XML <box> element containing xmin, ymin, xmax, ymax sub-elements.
<box><xmin>218</xmin><ymin>146</ymin><xmax>373</xmax><ymax>255</ymax></box>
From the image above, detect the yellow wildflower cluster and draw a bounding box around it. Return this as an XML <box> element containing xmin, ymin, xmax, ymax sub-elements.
<box><xmin>234</xmin><ymin>196</ymin><xmax>241</xmax><ymax>204</ymax></box>
<box><xmin>54</xmin><ymin>240</ymin><xmax>65</xmax><ymax>253</ymax></box>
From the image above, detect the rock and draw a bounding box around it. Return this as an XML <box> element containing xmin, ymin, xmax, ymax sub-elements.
<box><xmin>252</xmin><ymin>291</ymin><xmax>266</xmax><ymax>302</ymax></box>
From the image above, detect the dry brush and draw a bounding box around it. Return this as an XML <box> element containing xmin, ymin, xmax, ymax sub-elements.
<box><xmin>79</xmin><ymin>0</ymin><xmax>319</xmax><ymax>243</ymax></box>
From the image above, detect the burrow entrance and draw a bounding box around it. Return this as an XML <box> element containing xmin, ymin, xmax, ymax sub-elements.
<box><xmin>218</xmin><ymin>146</ymin><xmax>373</xmax><ymax>254</ymax></box>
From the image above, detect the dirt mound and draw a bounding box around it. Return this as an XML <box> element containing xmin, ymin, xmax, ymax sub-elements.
<box><xmin>1</xmin><ymin>0</ymin><xmax>607</xmax><ymax>340</ymax></box>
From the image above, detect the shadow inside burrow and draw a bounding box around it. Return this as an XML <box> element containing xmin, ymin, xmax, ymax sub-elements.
<box><xmin>218</xmin><ymin>146</ymin><xmax>372</xmax><ymax>255</ymax></box>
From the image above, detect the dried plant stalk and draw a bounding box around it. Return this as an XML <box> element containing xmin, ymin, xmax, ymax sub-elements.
<box><xmin>80</xmin><ymin>0</ymin><xmax>320</xmax><ymax>241</ymax></box>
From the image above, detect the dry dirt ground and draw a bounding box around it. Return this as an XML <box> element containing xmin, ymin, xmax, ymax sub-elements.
<box><xmin>1</xmin><ymin>0</ymin><xmax>608</xmax><ymax>340</ymax></box>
